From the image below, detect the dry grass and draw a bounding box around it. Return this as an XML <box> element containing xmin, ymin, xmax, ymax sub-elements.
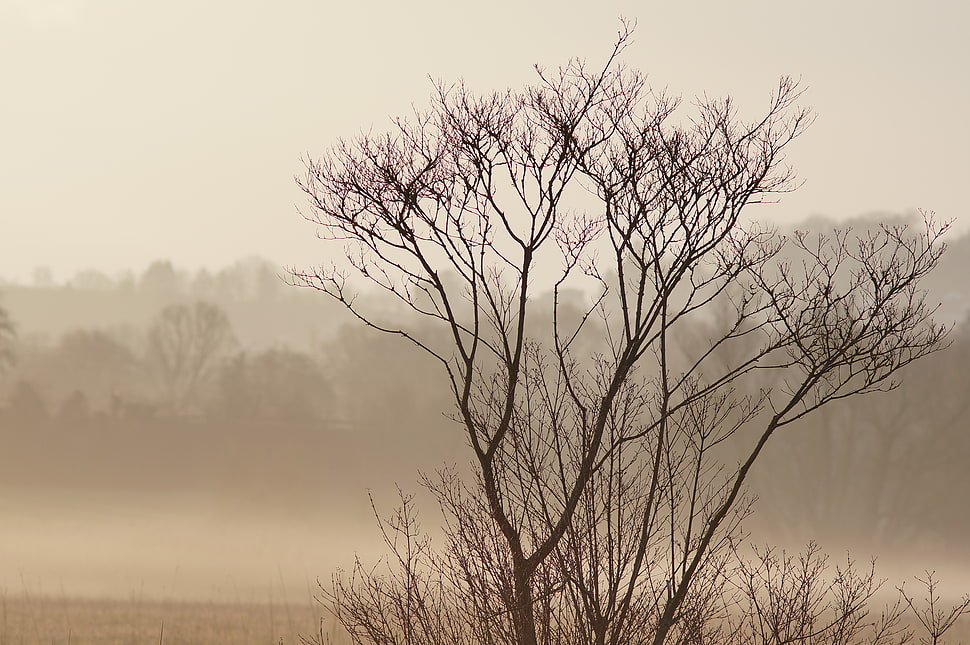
<box><xmin>0</xmin><ymin>593</ymin><xmax>343</xmax><ymax>645</ymax></box>
<box><xmin>0</xmin><ymin>592</ymin><xmax>965</xmax><ymax>645</ymax></box>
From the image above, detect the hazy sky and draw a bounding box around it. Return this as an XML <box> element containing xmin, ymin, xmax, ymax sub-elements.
<box><xmin>2</xmin><ymin>0</ymin><xmax>967</xmax><ymax>283</ymax></box>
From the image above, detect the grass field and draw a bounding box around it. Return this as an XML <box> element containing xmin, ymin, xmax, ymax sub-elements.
<box><xmin>1</xmin><ymin>592</ymin><xmax>966</xmax><ymax>645</ymax></box>
<box><xmin>0</xmin><ymin>593</ymin><xmax>341</xmax><ymax>645</ymax></box>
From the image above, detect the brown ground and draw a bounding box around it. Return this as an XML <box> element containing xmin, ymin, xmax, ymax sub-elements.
<box><xmin>0</xmin><ymin>594</ymin><xmax>339</xmax><ymax>645</ymax></box>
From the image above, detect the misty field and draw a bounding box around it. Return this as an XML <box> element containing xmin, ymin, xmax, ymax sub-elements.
<box><xmin>0</xmin><ymin>593</ymin><xmax>341</xmax><ymax>645</ymax></box>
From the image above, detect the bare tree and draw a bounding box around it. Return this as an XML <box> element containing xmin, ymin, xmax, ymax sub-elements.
<box><xmin>294</xmin><ymin>24</ymin><xmax>950</xmax><ymax>645</ymax></box>
<box><xmin>146</xmin><ymin>300</ymin><xmax>235</xmax><ymax>414</ymax></box>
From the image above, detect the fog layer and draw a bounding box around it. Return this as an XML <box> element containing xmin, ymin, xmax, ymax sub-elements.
<box><xmin>1</xmin><ymin>224</ymin><xmax>968</xmax><ymax>601</ymax></box>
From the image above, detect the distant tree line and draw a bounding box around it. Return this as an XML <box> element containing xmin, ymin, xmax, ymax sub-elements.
<box><xmin>0</xmin><ymin>256</ymin><xmax>347</xmax><ymax>351</ymax></box>
<box><xmin>0</xmin><ymin>274</ymin><xmax>456</xmax><ymax>510</ymax></box>
<box><xmin>0</xmin><ymin>252</ymin><xmax>968</xmax><ymax>552</ymax></box>
<box><xmin>744</xmin><ymin>319</ymin><xmax>970</xmax><ymax>558</ymax></box>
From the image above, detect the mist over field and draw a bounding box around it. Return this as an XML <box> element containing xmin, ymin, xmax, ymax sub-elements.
<box><xmin>1</xmin><ymin>217</ymin><xmax>969</xmax><ymax>609</ymax></box>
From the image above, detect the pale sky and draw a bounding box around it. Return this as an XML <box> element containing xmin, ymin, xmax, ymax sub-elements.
<box><xmin>2</xmin><ymin>0</ymin><xmax>967</xmax><ymax>284</ymax></box>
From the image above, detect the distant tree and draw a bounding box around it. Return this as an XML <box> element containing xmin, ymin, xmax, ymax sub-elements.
<box><xmin>190</xmin><ymin>268</ymin><xmax>219</xmax><ymax>300</ymax></box>
<box><xmin>0</xmin><ymin>301</ymin><xmax>14</xmax><ymax>370</ymax></box>
<box><xmin>58</xmin><ymin>389</ymin><xmax>92</xmax><ymax>422</ymax></box>
<box><xmin>325</xmin><ymin>321</ymin><xmax>452</xmax><ymax>431</ymax></box>
<box><xmin>214</xmin><ymin>347</ymin><xmax>331</xmax><ymax>422</ymax></box>
<box><xmin>295</xmin><ymin>26</ymin><xmax>951</xmax><ymax>645</ymax></box>
<box><xmin>0</xmin><ymin>328</ymin><xmax>141</xmax><ymax>417</ymax></box>
<box><xmin>6</xmin><ymin>380</ymin><xmax>47</xmax><ymax>422</ymax></box>
<box><xmin>32</xmin><ymin>266</ymin><xmax>53</xmax><ymax>287</ymax></box>
<box><xmin>749</xmin><ymin>318</ymin><xmax>970</xmax><ymax>556</ymax></box>
<box><xmin>146</xmin><ymin>301</ymin><xmax>235</xmax><ymax>414</ymax></box>
<box><xmin>223</xmin><ymin>257</ymin><xmax>283</xmax><ymax>302</ymax></box>
<box><xmin>140</xmin><ymin>260</ymin><xmax>182</xmax><ymax>297</ymax></box>
<box><xmin>70</xmin><ymin>269</ymin><xmax>114</xmax><ymax>290</ymax></box>
<box><xmin>53</xmin><ymin>329</ymin><xmax>140</xmax><ymax>409</ymax></box>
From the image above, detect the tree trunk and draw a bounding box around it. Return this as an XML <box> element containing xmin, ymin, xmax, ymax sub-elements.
<box><xmin>512</xmin><ymin>562</ymin><xmax>538</xmax><ymax>645</ymax></box>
